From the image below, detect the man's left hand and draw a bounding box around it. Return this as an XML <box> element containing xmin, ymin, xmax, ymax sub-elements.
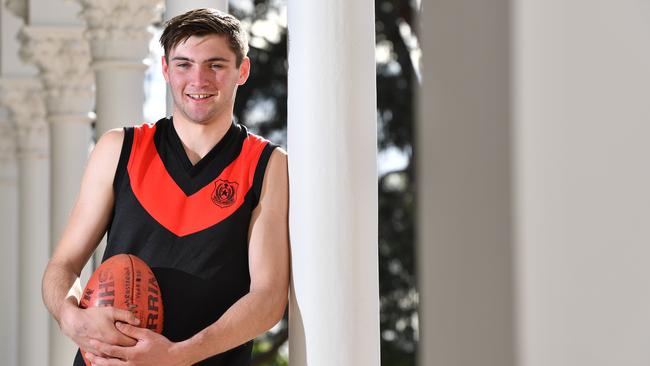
<box><xmin>84</xmin><ymin>322</ymin><xmax>189</xmax><ymax>366</ymax></box>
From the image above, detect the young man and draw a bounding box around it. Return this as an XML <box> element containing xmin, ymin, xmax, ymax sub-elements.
<box><xmin>42</xmin><ymin>8</ymin><xmax>289</xmax><ymax>366</ymax></box>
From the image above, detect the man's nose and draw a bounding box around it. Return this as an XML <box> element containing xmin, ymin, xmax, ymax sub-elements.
<box><xmin>190</xmin><ymin>66</ymin><xmax>211</xmax><ymax>86</ymax></box>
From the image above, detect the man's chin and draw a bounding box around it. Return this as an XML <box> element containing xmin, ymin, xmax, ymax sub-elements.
<box><xmin>181</xmin><ymin>110</ymin><xmax>218</xmax><ymax>125</ymax></box>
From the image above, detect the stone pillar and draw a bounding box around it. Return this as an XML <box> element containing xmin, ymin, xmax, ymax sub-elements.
<box><xmin>0</xmin><ymin>3</ymin><xmax>30</xmax><ymax>366</ymax></box>
<box><xmin>76</xmin><ymin>0</ymin><xmax>164</xmax><ymax>135</ymax></box>
<box><xmin>165</xmin><ymin>0</ymin><xmax>227</xmax><ymax>18</ymax></box>
<box><xmin>19</xmin><ymin>25</ymin><xmax>95</xmax><ymax>366</ymax></box>
<box><xmin>418</xmin><ymin>1</ymin><xmax>650</xmax><ymax>366</ymax></box>
<box><xmin>74</xmin><ymin>0</ymin><xmax>163</xmax><ymax>264</ymax></box>
<box><xmin>416</xmin><ymin>1</ymin><xmax>517</xmax><ymax>366</ymax></box>
<box><xmin>0</xmin><ymin>100</ymin><xmax>19</xmax><ymax>366</ymax></box>
<box><xmin>1</xmin><ymin>76</ymin><xmax>50</xmax><ymax>366</ymax></box>
<box><xmin>287</xmin><ymin>0</ymin><xmax>380</xmax><ymax>365</ymax></box>
<box><xmin>513</xmin><ymin>1</ymin><xmax>650</xmax><ymax>365</ymax></box>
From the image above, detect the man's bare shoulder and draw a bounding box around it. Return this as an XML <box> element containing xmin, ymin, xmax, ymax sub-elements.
<box><xmin>257</xmin><ymin>147</ymin><xmax>288</xmax><ymax>208</ymax></box>
<box><xmin>269</xmin><ymin>147</ymin><xmax>288</xmax><ymax>167</ymax></box>
<box><xmin>84</xmin><ymin>128</ymin><xmax>125</xmax><ymax>187</ymax></box>
<box><xmin>266</xmin><ymin>147</ymin><xmax>288</xmax><ymax>185</ymax></box>
<box><xmin>95</xmin><ymin>128</ymin><xmax>124</xmax><ymax>156</ymax></box>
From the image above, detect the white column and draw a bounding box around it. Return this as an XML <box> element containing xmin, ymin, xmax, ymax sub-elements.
<box><xmin>417</xmin><ymin>2</ymin><xmax>517</xmax><ymax>366</ymax></box>
<box><xmin>76</xmin><ymin>0</ymin><xmax>164</xmax><ymax>135</ymax></box>
<box><xmin>514</xmin><ymin>1</ymin><xmax>650</xmax><ymax>365</ymax></box>
<box><xmin>418</xmin><ymin>1</ymin><xmax>650</xmax><ymax>366</ymax></box>
<box><xmin>0</xmin><ymin>4</ymin><xmax>31</xmax><ymax>366</ymax></box>
<box><xmin>165</xmin><ymin>0</ymin><xmax>227</xmax><ymax>18</ymax></box>
<box><xmin>287</xmin><ymin>1</ymin><xmax>379</xmax><ymax>365</ymax></box>
<box><xmin>0</xmin><ymin>103</ymin><xmax>19</xmax><ymax>366</ymax></box>
<box><xmin>19</xmin><ymin>25</ymin><xmax>95</xmax><ymax>366</ymax></box>
<box><xmin>75</xmin><ymin>0</ymin><xmax>163</xmax><ymax>264</ymax></box>
<box><xmin>1</xmin><ymin>77</ymin><xmax>51</xmax><ymax>366</ymax></box>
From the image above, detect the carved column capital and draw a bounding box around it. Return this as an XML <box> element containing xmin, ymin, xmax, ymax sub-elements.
<box><xmin>75</xmin><ymin>0</ymin><xmax>164</xmax><ymax>61</ymax></box>
<box><xmin>4</xmin><ymin>0</ymin><xmax>27</xmax><ymax>21</ymax></box>
<box><xmin>18</xmin><ymin>26</ymin><xmax>94</xmax><ymax>119</ymax></box>
<box><xmin>0</xmin><ymin>78</ymin><xmax>49</xmax><ymax>158</ymax></box>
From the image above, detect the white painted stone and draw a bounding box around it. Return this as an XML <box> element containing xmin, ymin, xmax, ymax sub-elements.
<box><xmin>17</xmin><ymin>22</ymin><xmax>96</xmax><ymax>366</ymax></box>
<box><xmin>418</xmin><ymin>1</ymin><xmax>650</xmax><ymax>366</ymax></box>
<box><xmin>0</xmin><ymin>104</ymin><xmax>18</xmax><ymax>366</ymax></box>
<box><xmin>28</xmin><ymin>0</ymin><xmax>83</xmax><ymax>26</ymax></box>
<box><xmin>75</xmin><ymin>0</ymin><xmax>163</xmax><ymax>139</ymax></box>
<box><xmin>287</xmin><ymin>0</ymin><xmax>380</xmax><ymax>365</ymax></box>
<box><xmin>74</xmin><ymin>0</ymin><xmax>163</xmax><ymax>281</ymax></box>
<box><xmin>18</xmin><ymin>26</ymin><xmax>94</xmax><ymax>116</ymax></box>
<box><xmin>0</xmin><ymin>4</ymin><xmax>37</xmax><ymax>76</ymax></box>
<box><xmin>78</xmin><ymin>0</ymin><xmax>164</xmax><ymax>45</ymax></box>
<box><xmin>514</xmin><ymin>1</ymin><xmax>650</xmax><ymax>365</ymax></box>
<box><xmin>0</xmin><ymin>76</ymin><xmax>50</xmax><ymax>366</ymax></box>
<box><xmin>5</xmin><ymin>0</ymin><xmax>26</xmax><ymax>21</ymax></box>
<box><xmin>416</xmin><ymin>2</ymin><xmax>517</xmax><ymax>366</ymax></box>
<box><xmin>165</xmin><ymin>0</ymin><xmax>228</xmax><ymax>19</ymax></box>
<box><xmin>17</xmin><ymin>151</ymin><xmax>50</xmax><ymax>366</ymax></box>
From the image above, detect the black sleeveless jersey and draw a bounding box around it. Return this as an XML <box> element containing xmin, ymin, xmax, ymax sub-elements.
<box><xmin>73</xmin><ymin>117</ymin><xmax>277</xmax><ymax>365</ymax></box>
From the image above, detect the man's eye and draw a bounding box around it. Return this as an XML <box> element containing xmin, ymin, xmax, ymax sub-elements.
<box><xmin>176</xmin><ymin>63</ymin><xmax>189</xmax><ymax>68</ymax></box>
<box><xmin>211</xmin><ymin>64</ymin><xmax>223</xmax><ymax>69</ymax></box>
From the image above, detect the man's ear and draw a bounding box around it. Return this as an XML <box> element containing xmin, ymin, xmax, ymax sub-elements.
<box><xmin>237</xmin><ymin>57</ymin><xmax>251</xmax><ymax>85</ymax></box>
<box><xmin>161</xmin><ymin>55</ymin><xmax>170</xmax><ymax>83</ymax></box>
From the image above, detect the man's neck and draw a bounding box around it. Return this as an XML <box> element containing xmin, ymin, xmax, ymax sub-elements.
<box><xmin>172</xmin><ymin>113</ymin><xmax>233</xmax><ymax>166</ymax></box>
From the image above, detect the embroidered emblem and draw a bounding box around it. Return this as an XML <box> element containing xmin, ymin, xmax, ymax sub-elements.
<box><xmin>211</xmin><ymin>179</ymin><xmax>238</xmax><ymax>208</ymax></box>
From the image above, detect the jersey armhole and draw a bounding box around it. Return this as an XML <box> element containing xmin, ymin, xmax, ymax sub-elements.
<box><xmin>113</xmin><ymin>127</ymin><xmax>134</xmax><ymax>193</ymax></box>
<box><xmin>251</xmin><ymin>142</ymin><xmax>279</xmax><ymax>208</ymax></box>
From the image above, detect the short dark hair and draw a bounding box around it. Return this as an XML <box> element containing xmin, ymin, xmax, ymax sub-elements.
<box><xmin>160</xmin><ymin>8</ymin><xmax>249</xmax><ymax>67</ymax></box>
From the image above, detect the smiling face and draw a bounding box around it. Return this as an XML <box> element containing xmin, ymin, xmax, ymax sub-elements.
<box><xmin>162</xmin><ymin>34</ymin><xmax>250</xmax><ymax>126</ymax></box>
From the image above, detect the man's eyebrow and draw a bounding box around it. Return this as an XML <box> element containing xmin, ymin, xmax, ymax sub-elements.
<box><xmin>205</xmin><ymin>57</ymin><xmax>230</xmax><ymax>63</ymax></box>
<box><xmin>170</xmin><ymin>56</ymin><xmax>230</xmax><ymax>63</ymax></box>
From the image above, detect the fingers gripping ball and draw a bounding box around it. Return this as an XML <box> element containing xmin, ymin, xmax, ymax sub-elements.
<box><xmin>79</xmin><ymin>254</ymin><xmax>163</xmax><ymax>365</ymax></box>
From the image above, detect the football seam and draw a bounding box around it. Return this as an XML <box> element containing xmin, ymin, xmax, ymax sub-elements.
<box><xmin>127</xmin><ymin>254</ymin><xmax>135</xmax><ymax>316</ymax></box>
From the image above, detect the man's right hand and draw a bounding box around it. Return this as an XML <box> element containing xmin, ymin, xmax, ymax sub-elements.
<box><xmin>59</xmin><ymin>300</ymin><xmax>140</xmax><ymax>357</ymax></box>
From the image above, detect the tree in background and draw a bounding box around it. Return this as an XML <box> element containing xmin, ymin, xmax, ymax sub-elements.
<box><xmin>375</xmin><ymin>1</ymin><xmax>419</xmax><ymax>365</ymax></box>
<box><xmin>230</xmin><ymin>0</ymin><xmax>419</xmax><ymax>364</ymax></box>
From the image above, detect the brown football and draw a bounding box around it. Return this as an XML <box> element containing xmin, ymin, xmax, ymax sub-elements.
<box><xmin>79</xmin><ymin>254</ymin><xmax>163</xmax><ymax>365</ymax></box>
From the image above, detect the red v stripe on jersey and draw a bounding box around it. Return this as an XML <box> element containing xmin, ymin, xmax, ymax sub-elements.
<box><xmin>127</xmin><ymin>123</ymin><xmax>267</xmax><ymax>237</ymax></box>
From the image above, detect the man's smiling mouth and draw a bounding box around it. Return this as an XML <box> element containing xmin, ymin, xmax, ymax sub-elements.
<box><xmin>187</xmin><ymin>93</ymin><xmax>214</xmax><ymax>100</ymax></box>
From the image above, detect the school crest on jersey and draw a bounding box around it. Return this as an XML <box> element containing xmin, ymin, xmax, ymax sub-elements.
<box><xmin>211</xmin><ymin>179</ymin><xmax>238</xmax><ymax>208</ymax></box>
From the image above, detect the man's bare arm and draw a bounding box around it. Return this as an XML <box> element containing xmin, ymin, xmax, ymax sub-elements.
<box><xmin>42</xmin><ymin>129</ymin><xmax>140</xmax><ymax>354</ymax></box>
